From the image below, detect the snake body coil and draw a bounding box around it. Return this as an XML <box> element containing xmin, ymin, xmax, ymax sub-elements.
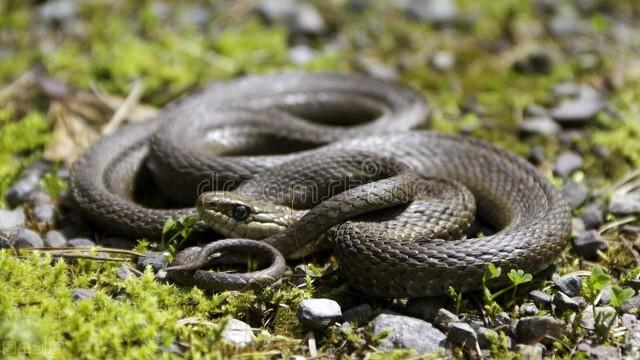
<box><xmin>71</xmin><ymin>72</ymin><xmax>571</xmax><ymax>298</ymax></box>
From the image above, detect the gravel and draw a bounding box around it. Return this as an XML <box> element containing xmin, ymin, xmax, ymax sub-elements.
<box><xmin>580</xmin><ymin>203</ymin><xmax>604</xmax><ymax>229</ymax></box>
<box><xmin>609</xmin><ymin>191</ymin><xmax>640</xmax><ymax>215</ymax></box>
<box><xmin>297</xmin><ymin>298</ymin><xmax>342</xmax><ymax>331</ymax></box>
<box><xmin>554</xmin><ymin>151</ymin><xmax>583</xmax><ymax>178</ymax></box>
<box><xmin>0</xmin><ymin>207</ymin><xmax>26</xmax><ymax>229</ymax></box>
<box><xmin>529</xmin><ymin>290</ymin><xmax>553</xmax><ymax>307</ymax></box>
<box><xmin>44</xmin><ymin>230</ymin><xmax>67</xmax><ymax>248</ymax></box>
<box><xmin>561</xmin><ymin>180</ymin><xmax>589</xmax><ymax>209</ymax></box>
<box><xmin>515</xmin><ymin>316</ymin><xmax>564</xmax><ymax>344</ymax></box>
<box><xmin>11</xmin><ymin>228</ymin><xmax>44</xmax><ymax>248</ymax></box>
<box><xmin>137</xmin><ymin>251</ymin><xmax>169</xmax><ymax>272</ymax></box>
<box><xmin>371</xmin><ymin>312</ymin><xmax>446</xmax><ymax>355</ymax></box>
<box><xmin>554</xmin><ymin>274</ymin><xmax>583</xmax><ymax>297</ymax></box>
<box><xmin>221</xmin><ymin>319</ymin><xmax>255</xmax><ymax>348</ymax></box>
<box><xmin>573</xmin><ymin>230</ymin><xmax>608</xmax><ymax>260</ymax></box>
<box><xmin>434</xmin><ymin>308</ymin><xmax>460</xmax><ymax>330</ymax></box>
<box><xmin>580</xmin><ymin>306</ymin><xmax>616</xmax><ymax>330</ymax></box>
<box><xmin>71</xmin><ymin>288</ymin><xmax>96</xmax><ymax>301</ymax></box>
<box><xmin>446</xmin><ymin>322</ymin><xmax>478</xmax><ymax>349</ymax></box>
<box><xmin>553</xmin><ymin>292</ymin><xmax>586</xmax><ymax>312</ymax></box>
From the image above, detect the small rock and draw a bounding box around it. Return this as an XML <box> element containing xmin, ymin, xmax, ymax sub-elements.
<box><xmin>515</xmin><ymin>343</ymin><xmax>544</xmax><ymax>360</ymax></box>
<box><xmin>117</xmin><ymin>265</ymin><xmax>137</xmax><ymax>280</ymax></box>
<box><xmin>67</xmin><ymin>238</ymin><xmax>96</xmax><ymax>248</ymax></box>
<box><xmin>5</xmin><ymin>174</ymin><xmax>40</xmax><ymax>208</ymax></box>
<box><xmin>527</xmin><ymin>145</ymin><xmax>546</xmax><ymax>165</ymax></box>
<box><xmin>580</xmin><ymin>306</ymin><xmax>616</xmax><ymax>330</ymax></box>
<box><xmin>0</xmin><ymin>207</ymin><xmax>26</xmax><ymax>229</ymax></box>
<box><xmin>297</xmin><ymin>298</ymin><xmax>342</xmax><ymax>331</ymax></box>
<box><xmin>622</xmin><ymin>294</ymin><xmax>640</xmax><ymax>314</ymax></box>
<box><xmin>476</xmin><ymin>327</ymin><xmax>499</xmax><ymax>349</ymax></box>
<box><xmin>580</xmin><ymin>204</ymin><xmax>604</xmax><ymax>229</ymax></box>
<box><xmin>576</xmin><ymin>343</ymin><xmax>618</xmax><ymax>359</ymax></box>
<box><xmin>405</xmin><ymin>297</ymin><xmax>447</xmax><ymax>322</ymax></box>
<box><xmin>406</xmin><ymin>0</ymin><xmax>458</xmax><ymax>25</ymax></box>
<box><xmin>609</xmin><ymin>191</ymin><xmax>640</xmax><ymax>215</ymax></box>
<box><xmin>573</xmin><ymin>230</ymin><xmax>608</xmax><ymax>260</ymax></box>
<box><xmin>355</xmin><ymin>56</ymin><xmax>398</xmax><ymax>79</ymax></box>
<box><xmin>372</xmin><ymin>312</ymin><xmax>446</xmax><ymax>355</ymax></box>
<box><xmin>519</xmin><ymin>116</ymin><xmax>560</xmax><ymax>137</ymax></box>
<box><xmin>554</xmin><ymin>151</ymin><xmax>583</xmax><ymax>178</ymax></box>
<box><xmin>622</xmin><ymin>313</ymin><xmax>637</xmax><ymax>328</ymax></box>
<box><xmin>572</xmin><ymin>218</ymin><xmax>586</xmax><ymax>237</ymax></box>
<box><xmin>515</xmin><ymin>316</ymin><xmax>564</xmax><ymax>344</ymax></box>
<box><xmin>513</xmin><ymin>50</ymin><xmax>553</xmax><ymax>75</ymax></box>
<box><xmin>561</xmin><ymin>181</ymin><xmax>588</xmax><ymax>209</ymax></box>
<box><xmin>44</xmin><ymin>230</ymin><xmax>66</xmax><ymax>248</ymax></box>
<box><xmin>71</xmin><ymin>288</ymin><xmax>96</xmax><ymax>301</ymax></box>
<box><xmin>434</xmin><ymin>308</ymin><xmax>460</xmax><ymax>330</ymax></box>
<box><xmin>529</xmin><ymin>290</ymin><xmax>553</xmax><ymax>307</ymax></box>
<box><xmin>555</xmin><ymin>274</ymin><xmax>582</xmax><ymax>297</ymax></box>
<box><xmin>221</xmin><ymin>319</ymin><xmax>255</xmax><ymax>348</ymax></box>
<box><xmin>342</xmin><ymin>304</ymin><xmax>373</xmax><ymax>324</ymax></box>
<box><xmin>137</xmin><ymin>251</ymin><xmax>169</xmax><ymax>272</ymax></box>
<box><xmin>32</xmin><ymin>203</ymin><xmax>56</xmax><ymax>224</ymax></box>
<box><xmin>38</xmin><ymin>0</ymin><xmax>77</xmax><ymax>23</ymax></box>
<box><xmin>551</xmin><ymin>97</ymin><xmax>604</xmax><ymax>124</ymax></box>
<box><xmin>520</xmin><ymin>303</ymin><xmax>539</xmax><ymax>317</ymax></box>
<box><xmin>27</xmin><ymin>191</ymin><xmax>52</xmax><ymax>206</ymax></box>
<box><xmin>495</xmin><ymin>312</ymin><xmax>512</xmax><ymax>326</ymax></box>
<box><xmin>11</xmin><ymin>228</ymin><xmax>44</xmax><ymax>248</ymax></box>
<box><xmin>446</xmin><ymin>322</ymin><xmax>478</xmax><ymax>349</ymax></box>
<box><xmin>430</xmin><ymin>51</ymin><xmax>455</xmax><ymax>72</ymax></box>
<box><xmin>553</xmin><ymin>292</ymin><xmax>586</xmax><ymax>312</ymax></box>
<box><xmin>288</xmin><ymin>45</ymin><xmax>316</xmax><ymax>65</ymax></box>
<box><xmin>155</xmin><ymin>269</ymin><xmax>168</xmax><ymax>282</ymax></box>
<box><xmin>256</xmin><ymin>0</ymin><xmax>326</xmax><ymax>36</ymax></box>
<box><xmin>626</xmin><ymin>321</ymin><xmax>640</xmax><ymax>358</ymax></box>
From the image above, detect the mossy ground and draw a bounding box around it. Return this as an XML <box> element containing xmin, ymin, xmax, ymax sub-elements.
<box><xmin>1</xmin><ymin>0</ymin><xmax>640</xmax><ymax>358</ymax></box>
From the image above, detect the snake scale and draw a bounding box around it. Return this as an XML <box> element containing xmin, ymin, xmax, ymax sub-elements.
<box><xmin>71</xmin><ymin>72</ymin><xmax>571</xmax><ymax>298</ymax></box>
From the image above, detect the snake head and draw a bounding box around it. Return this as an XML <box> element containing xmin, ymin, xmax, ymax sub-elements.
<box><xmin>197</xmin><ymin>191</ymin><xmax>299</xmax><ymax>239</ymax></box>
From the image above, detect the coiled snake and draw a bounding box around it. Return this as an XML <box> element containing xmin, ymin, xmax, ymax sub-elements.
<box><xmin>71</xmin><ymin>72</ymin><xmax>571</xmax><ymax>298</ymax></box>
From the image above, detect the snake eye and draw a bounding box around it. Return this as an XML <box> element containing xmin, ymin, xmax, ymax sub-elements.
<box><xmin>232</xmin><ymin>205</ymin><xmax>251</xmax><ymax>221</ymax></box>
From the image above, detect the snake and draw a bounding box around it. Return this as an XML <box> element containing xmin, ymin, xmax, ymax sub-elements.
<box><xmin>70</xmin><ymin>72</ymin><xmax>571</xmax><ymax>298</ymax></box>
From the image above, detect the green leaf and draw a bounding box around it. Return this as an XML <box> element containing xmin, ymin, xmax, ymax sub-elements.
<box><xmin>588</xmin><ymin>266</ymin><xmax>611</xmax><ymax>291</ymax></box>
<box><xmin>610</xmin><ymin>285</ymin><xmax>635</xmax><ymax>308</ymax></box>
<box><xmin>162</xmin><ymin>218</ymin><xmax>177</xmax><ymax>236</ymax></box>
<box><xmin>507</xmin><ymin>269</ymin><xmax>533</xmax><ymax>285</ymax></box>
<box><xmin>486</xmin><ymin>263</ymin><xmax>502</xmax><ymax>280</ymax></box>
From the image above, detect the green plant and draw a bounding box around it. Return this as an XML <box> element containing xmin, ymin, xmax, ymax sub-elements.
<box><xmin>482</xmin><ymin>264</ymin><xmax>533</xmax><ymax>304</ymax></box>
<box><xmin>161</xmin><ymin>215</ymin><xmax>199</xmax><ymax>257</ymax></box>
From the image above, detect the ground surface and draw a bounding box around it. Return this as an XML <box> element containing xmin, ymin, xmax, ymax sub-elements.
<box><xmin>1</xmin><ymin>0</ymin><xmax>640</xmax><ymax>359</ymax></box>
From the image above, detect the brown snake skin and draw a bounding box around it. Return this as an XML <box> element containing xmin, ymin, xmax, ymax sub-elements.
<box><xmin>70</xmin><ymin>72</ymin><xmax>571</xmax><ymax>298</ymax></box>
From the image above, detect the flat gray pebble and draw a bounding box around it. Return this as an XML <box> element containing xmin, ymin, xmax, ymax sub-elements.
<box><xmin>446</xmin><ymin>322</ymin><xmax>477</xmax><ymax>348</ymax></box>
<box><xmin>576</xmin><ymin>343</ymin><xmax>619</xmax><ymax>359</ymax></box>
<box><xmin>67</xmin><ymin>238</ymin><xmax>96</xmax><ymax>248</ymax></box>
<box><xmin>551</xmin><ymin>96</ymin><xmax>603</xmax><ymax>124</ymax></box>
<box><xmin>221</xmin><ymin>318</ymin><xmax>255</xmax><ymax>348</ymax></box>
<box><xmin>562</xmin><ymin>181</ymin><xmax>589</xmax><ymax>209</ymax></box>
<box><xmin>573</xmin><ymin>230</ymin><xmax>608</xmax><ymax>260</ymax></box>
<box><xmin>0</xmin><ymin>207</ymin><xmax>26</xmax><ymax>229</ymax></box>
<box><xmin>371</xmin><ymin>312</ymin><xmax>446</xmax><ymax>355</ymax></box>
<box><xmin>554</xmin><ymin>151</ymin><xmax>583</xmax><ymax>178</ymax></box>
<box><xmin>519</xmin><ymin>116</ymin><xmax>560</xmax><ymax>137</ymax></box>
<box><xmin>5</xmin><ymin>175</ymin><xmax>40</xmax><ymax>208</ymax></box>
<box><xmin>341</xmin><ymin>303</ymin><xmax>373</xmax><ymax>324</ymax></box>
<box><xmin>297</xmin><ymin>298</ymin><xmax>342</xmax><ymax>331</ymax></box>
<box><xmin>580</xmin><ymin>203</ymin><xmax>604</xmax><ymax>229</ymax></box>
<box><xmin>555</xmin><ymin>274</ymin><xmax>582</xmax><ymax>297</ymax></box>
<box><xmin>12</xmin><ymin>228</ymin><xmax>43</xmax><ymax>248</ymax></box>
<box><xmin>529</xmin><ymin>290</ymin><xmax>553</xmax><ymax>307</ymax></box>
<box><xmin>515</xmin><ymin>316</ymin><xmax>564</xmax><ymax>344</ymax></box>
<box><xmin>137</xmin><ymin>251</ymin><xmax>169</xmax><ymax>272</ymax></box>
<box><xmin>406</xmin><ymin>0</ymin><xmax>458</xmax><ymax>25</ymax></box>
<box><xmin>32</xmin><ymin>203</ymin><xmax>56</xmax><ymax>224</ymax></box>
<box><xmin>580</xmin><ymin>306</ymin><xmax>616</xmax><ymax>330</ymax></box>
<box><xmin>476</xmin><ymin>327</ymin><xmax>499</xmax><ymax>349</ymax></box>
<box><xmin>520</xmin><ymin>303</ymin><xmax>539</xmax><ymax>317</ymax></box>
<box><xmin>44</xmin><ymin>230</ymin><xmax>66</xmax><ymax>247</ymax></box>
<box><xmin>553</xmin><ymin>293</ymin><xmax>586</xmax><ymax>312</ymax></box>
<box><xmin>609</xmin><ymin>191</ymin><xmax>640</xmax><ymax>215</ymax></box>
<box><xmin>434</xmin><ymin>308</ymin><xmax>460</xmax><ymax>330</ymax></box>
<box><xmin>71</xmin><ymin>288</ymin><xmax>96</xmax><ymax>301</ymax></box>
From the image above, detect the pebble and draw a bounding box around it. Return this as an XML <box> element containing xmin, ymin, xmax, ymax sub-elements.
<box><xmin>355</xmin><ymin>56</ymin><xmax>398</xmax><ymax>79</ymax></box>
<box><xmin>44</xmin><ymin>230</ymin><xmax>66</xmax><ymax>248</ymax></box>
<box><xmin>513</xmin><ymin>50</ymin><xmax>553</xmax><ymax>75</ymax></box>
<box><xmin>137</xmin><ymin>251</ymin><xmax>169</xmax><ymax>272</ymax></box>
<box><xmin>514</xmin><ymin>316</ymin><xmax>564</xmax><ymax>344</ymax></box>
<box><xmin>626</xmin><ymin>321</ymin><xmax>640</xmax><ymax>358</ymax></box>
<box><xmin>446</xmin><ymin>322</ymin><xmax>478</xmax><ymax>349</ymax></box>
<box><xmin>476</xmin><ymin>327</ymin><xmax>499</xmax><ymax>349</ymax></box>
<box><xmin>622</xmin><ymin>294</ymin><xmax>640</xmax><ymax>314</ymax></box>
<box><xmin>572</xmin><ymin>218</ymin><xmax>586</xmax><ymax>237</ymax></box>
<box><xmin>495</xmin><ymin>312</ymin><xmax>512</xmax><ymax>326</ymax></box>
<box><xmin>561</xmin><ymin>180</ymin><xmax>588</xmax><ymax>209</ymax></box>
<box><xmin>434</xmin><ymin>308</ymin><xmax>460</xmax><ymax>330</ymax></box>
<box><xmin>553</xmin><ymin>292</ymin><xmax>586</xmax><ymax>312</ymax></box>
<box><xmin>371</xmin><ymin>312</ymin><xmax>446</xmax><ymax>355</ymax></box>
<box><xmin>529</xmin><ymin>290</ymin><xmax>553</xmax><ymax>307</ymax></box>
<box><xmin>32</xmin><ymin>203</ymin><xmax>56</xmax><ymax>224</ymax></box>
<box><xmin>297</xmin><ymin>298</ymin><xmax>342</xmax><ymax>331</ymax></box>
<box><xmin>255</xmin><ymin>0</ymin><xmax>326</xmax><ymax>36</ymax></box>
<box><xmin>609</xmin><ymin>191</ymin><xmax>640</xmax><ymax>215</ymax></box>
<box><xmin>554</xmin><ymin>151</ymin><xmax>583</xmax><ymax>178</ymax></box>
<box><xmin>406</xmin><ymin>0</ymin><xmax>458</xmax><ymax>25</ymax></box>
<box><xmin>430</xmin><ymin>51</ymin><xmax>455</xmax><ymax>72</ymax></box>
<box><xmin>5</xmin><ymin>174</ymin><xmax>40</xmax><ymax>208</ymax></box>
<box><xmin>515</xmin><ymin>343</ymin><xmax>544</xmax><ymax>360</ymax></box>
<box><xmin>37</xmin><ymin>0</ymin><xmax>77</xmax><ymax>23</ymax></box>
<box><xmin>117</xmin><ymin>265</ymin><xmax>138</xmax><ymax>280</ymax></box>
<box><xmin>554</xmin><ymin>274</ymin><xmax>582</xmax><ymax>297</ymax></box>
<box><xmin>11</xmin><ymin>228</ymin><xmax>44</xmax><ymax>248</ymax></box>
<box><xmin>341</xmin><ymin>303</ymin><xmax>373</xmax><ymax>324</ymax></box>
<box><xmin>580</xmin><ymin>203</ymin><xmax>604</xmax><ymax>229</ymax></box>
<box><xmin>580</xmin><ymin>306</ymin><xmax>616</xmax><ymax>330</ymax></box>
<box><xmin>405</xmin><ymin>297</ymin><xmax>447</xmax><ymax>322</ymax></box>
<box><xmin>576</xmin><ymin>343</ymin><xmax>618</xmax><ymax>359</ymax></box>
<box><xmin>27</xmin><ymin>191</ymin><xmax>52</xmax><ymax>206</ymax></box>
<box><xmin>67</xmin><ymin>238</ymin><xmax>96</xmax><ymax>248</ymax></box>
<box><xmin>573</xmin><ymin>230</ymin><xmax>608</xmax><ymax>260</ymax></box>
<box><xmin>71</xmin><ymin>288</ymin><xmax>96</xmax><ymax>301</ymax></box>
<box><xmin>0</xmin><ymin>207</ymin><xmax>26</xmax><ymax>229</ymax></box>
<box><xmin>527</xmin><ymin>145</ymin><xmax>546</xmax><ymax>165</ymax></box>
<box><xmin>221</xmin><ymin>319</ymin><xmax>255</xmax><ymax>348</ymax></box>
<box><xmin>519</xmin><ymin>116</ymin><xmax>560</xmax><ymax>137</ymax></box>
<box><xmin>288</xmin><ymin>45</ymin><xmax>316</xmax><ymax>65</ymax></box>
<box><xmin>520</xmin><ymin>303</ymin><xmax>539</xmax><ymax>317</ymax></box>
<box><xmin>551</xmin><ymin>96</ymin><xmax>604</xmax><ymax>124</ymax></box>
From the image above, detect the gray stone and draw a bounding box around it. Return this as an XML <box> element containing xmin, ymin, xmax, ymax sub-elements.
<box><xmin>288</xmin><ymin>45</ymin><xmax>315</xmax><ymax>65</ymax></box>
<box><xmin>5</xmin><ymin>174</ymin><xmax>40</xmax><ymax>208</ymax></box>
<box><xmin>38</xmin><ymin>0</ymin><xmax>77</xmax><ymax>22</ymax></box>
<box><xmin>554</xmin><ymin>151</ymin><xmax>583</xmax><ymax>178</ymax></box>
<box><xmin>622</xmin><ymin>313</ymin><xmax>637</xmax><ymax>328</ymax></box>
<box><xmin>609</xmin><ymin>191</ymin><xmax>640</xmax><ymax>215</ymax></box>
<box><xmin>580</xmin><ymin>204</ymin><xmax>604</xmax><ymax>230</ymax></box>
<box><xmin>513</xmin><ymin>50</ymin><xmax>553</xmax><ymax>75</ymax></box>
<box><xmin>71</xmin><ymin>288</ymin><xmax>96</xmax><ymax>301</ymax></box>
<box><xmin>117</xmin><ymin>265</ymin><xmax>137</xmax><ymax>280</ymax></box>
<box><xmin>355</xmin><ymin>56</ymin><xmax>398</xmax><ymax>80</ymax></box>
<box><xmin>527</xmin><ymin>145</ymin><xmax>546</xmax><ymax>165</ymax></box>
<box><xmin>137</xmin><ymin>251</ymin><xmax>169</xmax><ymax>272</ymax></box>
<box><xmin>622</xmin><ymin>294</ymin><xmax>640</xmax><ymax>314</ymax></box>
<box><xmin>372</xmin><ymin>312</ymin><xmax>446</xmax><ymax>355</ymax></box>
<box><xmin>446</xmin><ymin>322</ymin><xmax>477</xmax><ymax>348</ymax></box>
<box><xmin>297</xmin><ymin>298</ymin><xmax>342</xmax><ymax>331</ymax></box>
<box><xmin>405</xmin><ymin>297</ymin><xmax>447</xmax><ymax>322</ymax></box>
<box><xmin>520</xmin><ymin>303</ymin><xmax>539</xmax><ymax>317</ymax></box>
<box><xmin>572</xmin><ymin>218</ymin><xmax>586</xmax><ymax>237</ymax></box>
<box><xmin>12</xmin><ymin>228</ymin><xmax>43</xmax><ymax>248</ymax></box>
<box><xmin>553</xmin><ymin>293</ymin><xmax>586</xmax><ymax>312</ymax></box>
<box><xmin>44</xmin><ymin>230</ymin><xmax>66</xmax><ymax>248</ymax></box>
<box><xmin>341</xmin><ymin>304</ymin><xmax>373</xmax><ymax>324</ymax></box>
<box><xmin>573</xmin><ymin>230</ymin><xmax>608</xmax><ymax>260</ymax></box>
<box><xmin>529</xmin><ymin>290</ymin><xmax>553</xmax><ymax>307</ymax></box>
<box><xmin>67</xmin><ymin>238</ymin><xmax>96</xmax><ymax>248</ymax></box>
<box><xmin>256</xmin><ymin>0</ymin><xmax>326</xmax><ymax>36</ymax></box>
<box><xmin>183</xmin><ymin>4</ymin><xmax>210</xmax><ymax>27</ymax></box>
<box><xmin>519</xmin><ymin>116</ymin><xmax>560</xmax><ymax>137</ymax></box>
<box><xmin>515</xmin><ymin>316</ymin><xmax>564</xmax><ymax>344</ymax></box>
<box><xmin>32</xmin><ymin>203</ymin><xmax>56</xmax><ymax>224</ymax></box>
<box><xmin>476</xmin><ymin>327</ymin><xmax>499</xmax><ymax>349</ymax></box>
<box><xmin>434</xmin><ymin>308</ymin><xmax>460</xmax><ymax>330</ymax></box>
<box><xmin>515</xmin><ymin>343</ymin><xmax>544</xmax><ymax>360</ymax></box>
<box><xmin>430</xmin><ymin>51</ymin><xmax>455</xmax><ymax>72</ymax></box>
<box><xmin>626</xmin><ymin>321</ymin><xmax>640</xmax><ymax>359</ymax></box>
<box><xmin>576</xmin><ymin>343</ymin><xmax>618</xmax><ymax>359</ymax></box>
<box><xmin>580</xmin><ymin>306</ymin><xmax>616</xmax><ymax>330</ymax></box>
<box><xmin>406</xmin><ymin>0</ymin><xmax>458</xmax><ymax>25</ymax></box>
<box><xmin>221</xmin><ymin>319</ymin><xmax>255</xmax><ymax>348</ymax></box>
<box><xmin>0</xmin><ymin>207</ymin><xmax>26</xmax><ymax>229</ymax></box>
<box><xmin>562</xmin><ymin>181</ymin><xmax>588</xmax><ymax>209</ymax></box>
<box><xmin>495</xmin><ymin>312</ymin><xmax>512</xmax><ymax>326</ymax></box>
<box><xmin>27</xmin><ymin>191</ymin><xmax>52</xmax><ymax>206</ymax></box>
<box><xmin>555</xmin><ymin>274</ymin><xmax>582</xmax><ymax>297</ymax></box>
<box><xmin>551</xmin><ymin>96</ymin><xmax>603</xmax><ymax>124</ymax></box>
